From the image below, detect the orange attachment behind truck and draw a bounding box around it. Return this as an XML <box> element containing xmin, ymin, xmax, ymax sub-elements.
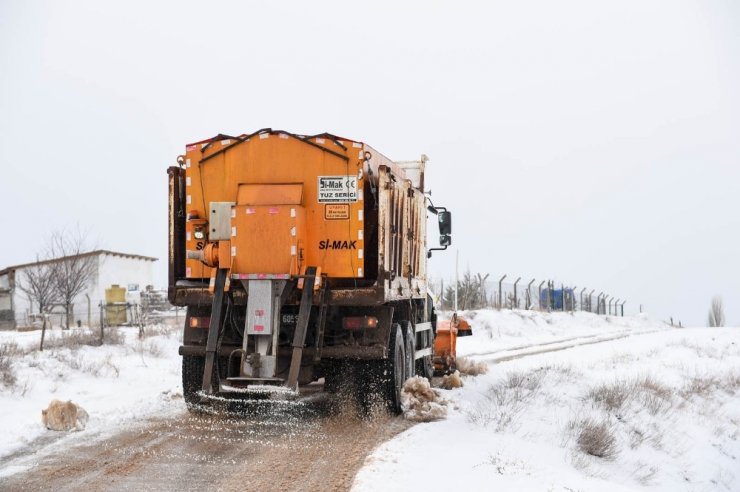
<box><xmin>433</xmin><ymin>313</ymin><xmax>472</xmax><ymax>375</ymax></box>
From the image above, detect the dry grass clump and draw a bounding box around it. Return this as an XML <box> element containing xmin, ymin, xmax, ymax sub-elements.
<box><xmin>467</xmin><ymin>368</ymin><xmax>546</xmax><ymax>431</ymax></box>
<box><xmin>681</xmin><ymin>375</ymin><xmax>719</xmax><ymax>399</ymax></box>
<box><xmin>588</xmin><ymin>380</ymin><xmax>633</xmax><ymax>412</ymax></box>
<box><xmin>456</xmin><ymin>357</ymin><xmax>489</xmax><ymax>376</ymax></box>
<box><xmin>569</xmin><ymin>417</ymin><xmax>620</xmax><ymax>460</ymax></box>
<box><xmin>50</xmin><ymin>352</ymin><xmax>120</xmax><ymax>377</ymax></box>
<box><xmin>401</xmin><ymin>376</ymin><xmax>447</xmax><ymax>422</ymax></box>
<box><xmin>587</xmin><ymin>375</ymin><xmax>673</xmax><ymax>416</ymax></box>
<box><xmin>0</xmin><ymin>342</ymin><xmax>22</xmax><ymax>388</ymax></box>
<box><xmin>43</xmin><ymin>328</ymin><xmax>125</xmax><ymax>349</ymax></box>
<box><xmin>140</xmin><ymin>324</ymin><xmax>180</xmax><ymax>339</ymax></box>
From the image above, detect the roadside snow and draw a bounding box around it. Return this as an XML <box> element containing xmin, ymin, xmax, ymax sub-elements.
<box><xmin>354</xmin><ymin>310</ymin><xmax>740</xmax><ymax>491</ymax></box>
<box><xmin>0</xmin><ymin>326</ymin><xmax>183</xmax><ymax>470</ymax></box>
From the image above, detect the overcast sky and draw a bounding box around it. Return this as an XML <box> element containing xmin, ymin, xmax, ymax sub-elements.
<box><xmin>1</xmin><ymin>1</ymin><xmax>738</xmax><ymax>326</ymax></box>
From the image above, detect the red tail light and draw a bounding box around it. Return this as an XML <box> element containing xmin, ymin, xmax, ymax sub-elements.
<box><xmin>342</xmin><ymin>316</ymin><xmax>378</xmax><ymax>330</ymax></box>
<box><xmin>189</xmin><ymin>317</ymin><xmax>210</xmax><ymax>329</ymax></box>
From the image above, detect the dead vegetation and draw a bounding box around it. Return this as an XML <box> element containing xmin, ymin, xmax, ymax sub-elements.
<box><xmin>41</xmin><ymin>328</ymin><xmax>125</xmax><ymax>349</ymax></box>
<box><xmin>586</xmin><ymin>375</ymin><xmax>673</xmax><ymax>416</ymax></box>
<box><xmin>0</xmin><ymin>342</ymin><xmax>22</xmax><ymax>388</ymax></box>
<box><xmin>467</xmin><ymin>368</ymin><xmax>546</xmax><ymax>431</ymax></box>
<box><xmin>568</xmin><ymin>417</ymin><xmax>620</xmax><ymax>460</ymax></box>
<box><xmin>49</xmin><ymin>351</ymin><xmax>120</xmax><ymax>377</ymax></box>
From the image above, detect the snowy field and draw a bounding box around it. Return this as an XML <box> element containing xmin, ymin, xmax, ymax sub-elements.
<box><xmin>0</xmin><ymin>325</ymin><xmax>183</xmax><ymax>476</ymax></box>
<box><xmin>1</xmin><ymin>311</ymin><xmax>738</xmax><ymax>490</ymax></box>
<box><xmin>354</xmin><ymin>311</ymin><xmax>740</xmax><ymax>491</ymax></box>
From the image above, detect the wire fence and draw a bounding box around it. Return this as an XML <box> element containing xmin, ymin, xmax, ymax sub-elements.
<box><xmin>431</xmin><ymin>274</ymin><xmax>629</xmax><ymax>316</ymax></box>
<box><xmin>15</xmin><ymin>289</ymin><xmax>182</xmax><ymax>330</ymax></box>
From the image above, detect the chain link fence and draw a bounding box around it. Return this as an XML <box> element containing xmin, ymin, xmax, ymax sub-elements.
<box><xmin>431</xmin><ymin>274</ymin><xmax>628</xmax><ymax>316</ymax></box>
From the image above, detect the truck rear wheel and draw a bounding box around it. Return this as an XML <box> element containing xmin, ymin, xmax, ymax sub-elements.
<box><xmin>402</xmin><ymin>321</ymin><xmax>415</xmax><ymax>383</ymax></box>
<box><xmin>182</xmin><ymin>355</ymin><xmax>205</xmax><ymax>412</ymax></box>
<box><xmin>383</xmin><ymin>323</ymin><xmax>406</xmax><ymax>414</ymax></box>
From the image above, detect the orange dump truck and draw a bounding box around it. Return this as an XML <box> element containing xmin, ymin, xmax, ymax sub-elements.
<box><xmin>168</xmin><ymin>129</ymin><xmax>453</xmax><ymax>412</ymax></box>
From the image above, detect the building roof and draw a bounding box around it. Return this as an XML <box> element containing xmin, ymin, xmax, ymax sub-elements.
<box><xmin>0</xmin><ymin>250</ymin><xmax>158</xmax><ymax>274</ymax></box>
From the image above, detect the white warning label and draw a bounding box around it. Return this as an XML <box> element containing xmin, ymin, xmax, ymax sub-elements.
<box><xmin>317</xmin><ymin>175</ymin><xmax>358</xmax><ymax>203</ymax></box>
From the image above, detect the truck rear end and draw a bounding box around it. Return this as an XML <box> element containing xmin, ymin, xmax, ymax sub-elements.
<box><xmin>168</xmin><ymin>129</ymin><xmax>451</xmax><ymax>412</ymax></box>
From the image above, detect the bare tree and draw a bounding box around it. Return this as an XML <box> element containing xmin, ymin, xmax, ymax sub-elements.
<box><xmin>708</xmin><ymin>296</ymin><xmax>725</xmax><ymax>327</ymax></box>
<box><xmin>48</xmin><ymin>229</ymin><xmax>97</xmax><ymax>329</ymax></box>
<box><xmin>17</xmin><ymin>257</ymin><xmax>59</xmax><ymax>316</ymax></box>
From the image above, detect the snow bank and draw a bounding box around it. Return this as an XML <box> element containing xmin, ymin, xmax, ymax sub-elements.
<box><xmin>0</xmin><ymin>326</ymin><xmax>183</xmax><ymax>466</ymax></box>
<box><xmin>354</xmin><ymin>311</ymin><xmax>740</xmax><ymax>491</ymax></box>
<box><xmin>401</xmin><ymin>376</ymin><xmax>447</xmax><ymax>422</ymax></box>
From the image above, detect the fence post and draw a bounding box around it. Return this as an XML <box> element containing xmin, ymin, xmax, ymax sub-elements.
<box><xmin>99</xmin><ymin>302</ymin><xmax>104</xmax><ymax>344</ymax></box>
<box><xmin>513</xmin><ymin>277</ymin><xmax>521</xmax><ymax>309</ymax></box>
<box><xmin>526</xmin><ymin>279</ymin><xmax>535</xmax><ymax>309</ymax></box>
<box><xmin>597</xmin><ymin>292</ymin><xmax>603</xmax><ymax>314</ymax></box>
<box><xmin>538</xmin><ymin>281</ymin><xmax>545</xmax><ymax>310</ymax></box>
<box><xmin>621</xmin><ymin>301</ymin><xmax>626</xmax><ymax>316</ymax></box>
<box><xmin>579</xmin><ymin>288</ymin><xmax>586</xmax><ymax>311</ymax></box>
<box><xmin>498</xmin><ymin>275</ymin><xmax>507</xmax><ymax>309</ymax></box>
<box><xmin>614</xmin><ymin>298</ymin><xmax>620</xmax><ymax>316</ymax></box>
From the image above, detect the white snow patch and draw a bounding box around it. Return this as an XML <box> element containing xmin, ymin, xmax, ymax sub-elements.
<box><xmin>354</xmin><ymin>310</ymin><xmax>740</xmax><ymax>491</ymax></box>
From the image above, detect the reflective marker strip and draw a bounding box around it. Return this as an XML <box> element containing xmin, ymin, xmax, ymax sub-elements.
<box><xmin>186</xmin><ymin>195</ymin><xmax>191</xmax><ymax>204</ymax></box>
<box><xmin>358</xmin><ymin>230</ymin><xmax>363</xmax><ymax>240</ymax></box>
<box><xmin>231</xmin><ymin>226</ymin><xmax>236</xmax><ymax>237</ymax></box>
<box><xmin>186</xmin><ymin>177</ymin><xmax>191</xmax><ymax>186</ymax></box>
<box><xmin>358</xmin><ymin>249</ymin><xmax>363</xmax><ymax>259</ymax></box>
<box><xmin>231</xmin><ymin>246</ymin><xmax>236</xmax><ymax>256</ymax></box>
<box><xmin>358</xmin><ymin>210</ymin><xmax>363</xmax><ymax>221</ymax></box>
<box><xmin>291</xmin><ymin>245</ymin><xmax>297</xmax><ymax>256</ymax></box>
<box><xmin>259</xmin><ymin>133</ymin><xmax>269</xmax><ymax>139</ymax></box>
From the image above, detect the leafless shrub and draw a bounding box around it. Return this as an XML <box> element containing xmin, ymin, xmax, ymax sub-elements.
<box><xmin>43</xmin><ymin>328</ymin><xmax>125</xmax><ymax>349</ymax></box>
<box><xmin>682</xmin><ymin>375</ymin><xmax>719</xmax><ymax>399</ymax></box>
<box><xmin>635</xmin><ymin>376</ymin><xmax>672</xmax><ymax>415</ymax></box>
<box><xmin>467</xmin><ymin>368</ymin><xmax>545</xmax><ymax>431</ymax></box>
<box><xmin>720</xmin><ymin>371</ymin><xmax>740</xmax><ymax>393</ymax></box>
<box><xmin>588</xmin><ymin>380</ymin><xmax>633</xmax><ymax>412</ymax></box>
<box><xmin>51</xmin><ymin>352</ymin><xmax>120</xmax><ymax>377</ymax></box>
<box><xmin>0</xmin><ymin>342</ymin><xmax>21</xmax><ymax>388</ymax></box>
<box><xmin>140</xmin><ymin>324</ymin><xmax>179</xmax><ymax>339</ymax></box>
<box><xmin>572</xmin><ymin>417</ymin><xmax>620</xmax><ymax>459</ymax></box>
<box><xmin>141</xmin><ymin>339</ymin><xmax>165</xmax><ymax>358</ymax></box>
<box><xmin>708</xmin><ymin>296</ymin><xmax>725</xmax><ymax>327</ymax></box>
<box><xmin>632</xmin><ymin>461</ymin><xmax>659</xmax><ymax>485</ymax></box>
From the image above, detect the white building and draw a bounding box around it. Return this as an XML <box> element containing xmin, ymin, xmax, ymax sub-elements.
<box><xmin>0</xmin><ymin>250</ymin><xmax>158</xmax><ymax>330</ymax></box>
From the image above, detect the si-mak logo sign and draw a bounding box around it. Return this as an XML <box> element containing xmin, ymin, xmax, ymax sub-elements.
<box><xmin>319</xmin><ymin>239</ymin><xmax>357</xmax><ymax>250</ymax></box>
<box><xmin>318</xmin><ymin>175</ymin><xmax>358</xmax><ymax>203</ymax></box>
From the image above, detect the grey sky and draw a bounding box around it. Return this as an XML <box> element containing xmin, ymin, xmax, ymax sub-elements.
<box><xmin>1</xmin><ymin>1</ymin><xmax>738</xmax><ymax>326</ymax></box>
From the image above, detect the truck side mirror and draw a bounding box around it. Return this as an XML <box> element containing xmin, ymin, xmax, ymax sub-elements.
<box><xmin>438</xmin><ymin>211</ymin><xmax>451</xmax><ymax>236</ymax></box>
<box><xmin>440</xmin><ymin>234</ymin><xmax>451</xmax><ymax>247</ymax></box>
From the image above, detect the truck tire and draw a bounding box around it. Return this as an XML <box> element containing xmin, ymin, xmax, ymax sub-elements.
<box><xmin>402</xmin><ymin>321</ymin><xmax>415</xmax><ymax>383</ymax></box>
<box><xmin>416</xmin><ymin>352</ymin><xmax>434</xmax><ymax>381</ymax></box>
<box><xmin>182</xmin><ymin>355</ymin><xmax>205</xmax><ymax>412</ymax></box>
<box><xmin>383</xmin><ymin>323</ymin><xmax>406</xmax><ymax>414</ymax></box>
